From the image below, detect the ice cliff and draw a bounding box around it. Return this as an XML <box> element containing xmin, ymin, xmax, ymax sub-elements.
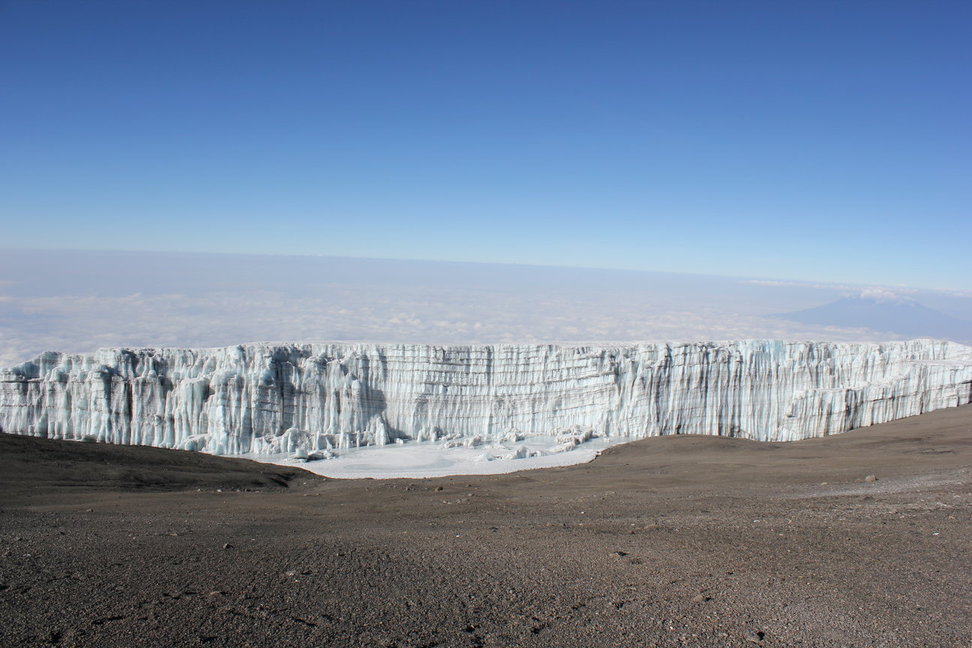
<box><xmin>1</xmin><ymin>340</ymin><xmax>970</xmax><ymax>455</ymax></box>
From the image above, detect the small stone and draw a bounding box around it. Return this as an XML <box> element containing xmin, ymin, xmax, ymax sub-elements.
<box><xmin>745</xmin><ymin>630</ymin><xmax>766</xmax><ymax>643</ymax></box>
<box><xmin>864</xmin><ymin>475</ymin><xmax>878</xmax><ymax>483</ymax></box>
<box><xmin>222</xmin><ymin>543</ymin><xmax>233</xmax><ymax>550</ymax></box>
<box><xmin>691</xmin><ymin>594</ymin><xmax>707</xmax><ymax>603</ymax></box>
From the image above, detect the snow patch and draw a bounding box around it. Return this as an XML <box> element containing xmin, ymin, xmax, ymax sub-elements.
<box><xmin>246</xmin><ymin>433</ymin><xmax>623</xmax><ymax>479</ymax></box>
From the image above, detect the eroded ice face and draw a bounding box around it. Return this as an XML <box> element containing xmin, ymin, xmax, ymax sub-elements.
<box><xmin>3</xmin><ymin>340</ymin><xmax>970</xmax><ymax>480</ymax></box>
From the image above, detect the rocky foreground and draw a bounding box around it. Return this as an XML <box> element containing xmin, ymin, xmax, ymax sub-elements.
<box><xmin>1</xmin><ymin>405</ymin><xmax>971</xmax><ymax>647</ymax></box>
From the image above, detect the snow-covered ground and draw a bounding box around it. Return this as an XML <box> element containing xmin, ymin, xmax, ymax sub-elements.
<box><xmin>244</xmin><ymin>434</ymin><xmax>626</xmax><ymax>479</ymax></box>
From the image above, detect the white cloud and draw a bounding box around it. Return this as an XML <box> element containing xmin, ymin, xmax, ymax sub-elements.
<box><xmin>0</xmin><ymin>250</ymin><xmax>962</xmax><ymax>366</ymax></box>
<box><xmin>859</xmin><ymin>287</ymin><xmax>904</xmax><ymax>302</ymax></box>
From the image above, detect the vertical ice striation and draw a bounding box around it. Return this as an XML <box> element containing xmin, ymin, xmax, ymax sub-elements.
<box><xmin>1</xmin><ymin>340</ymin><xmax>970</xmax><ymax>455</ymax></box>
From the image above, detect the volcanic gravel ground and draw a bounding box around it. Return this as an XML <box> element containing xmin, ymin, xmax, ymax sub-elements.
<box><xmin>2</xmin><ymin>406</ymin><xmax>971</xmax><ymax>647</ymax></box>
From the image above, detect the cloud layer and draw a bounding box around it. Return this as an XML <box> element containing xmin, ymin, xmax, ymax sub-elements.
<box><xmin>2</xmin><ymin>250</ymin><xmax>969</xmax><ymax>367</ymax></box>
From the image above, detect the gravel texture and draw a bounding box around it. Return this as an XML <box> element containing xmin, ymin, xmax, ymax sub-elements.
<box><xmin>2</xmin><ymin>405</ymin><xmax>971</xmax><ymax>647</ymax></box>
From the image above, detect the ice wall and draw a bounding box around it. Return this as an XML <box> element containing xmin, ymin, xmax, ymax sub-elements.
<box><xmin>1</xmin><ymin>340</ymin><xmax>970</xmax><ymax>455</ymax></box>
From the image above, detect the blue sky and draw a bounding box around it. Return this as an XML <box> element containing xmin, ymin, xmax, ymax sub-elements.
<box><xmin>1</xmin><ymin>1</ymin><xmax>969</xmax><ymax>290</ymax></box>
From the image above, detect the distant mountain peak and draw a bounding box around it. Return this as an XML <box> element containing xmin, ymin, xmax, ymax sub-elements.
<box><xmin>774</xmin><ymin>294</ymin><xmax>972</xmax><ymax>343</ymax></box>
<box><xmin>858</xmin><ymin>288</ymin><xmax>912</xmax><ymax>303</ymax></box>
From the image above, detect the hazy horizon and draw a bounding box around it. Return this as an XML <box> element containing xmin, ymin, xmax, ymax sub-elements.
<box><xmin>2</xmin><ymin>248</ymin><xmax>970</xmax><ymax>367</ymax></box>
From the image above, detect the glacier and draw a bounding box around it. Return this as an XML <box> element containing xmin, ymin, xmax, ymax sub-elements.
<box><xmin>1</xmin><ymin>340</ymin><xmax>970</xmax><ymax>459</ymax></box>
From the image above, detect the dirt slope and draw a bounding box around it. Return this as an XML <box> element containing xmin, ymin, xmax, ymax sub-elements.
<box><xmin>2</xmin><ymin>406</ymin><xmax>971</xmax><ymax>647</ymax></box>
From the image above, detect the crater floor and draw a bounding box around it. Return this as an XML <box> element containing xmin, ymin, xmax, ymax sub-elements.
<box><xmin>2</xmin><ymin>405</ymin><xmax>971</xmax><ymax>647</ymax></box>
